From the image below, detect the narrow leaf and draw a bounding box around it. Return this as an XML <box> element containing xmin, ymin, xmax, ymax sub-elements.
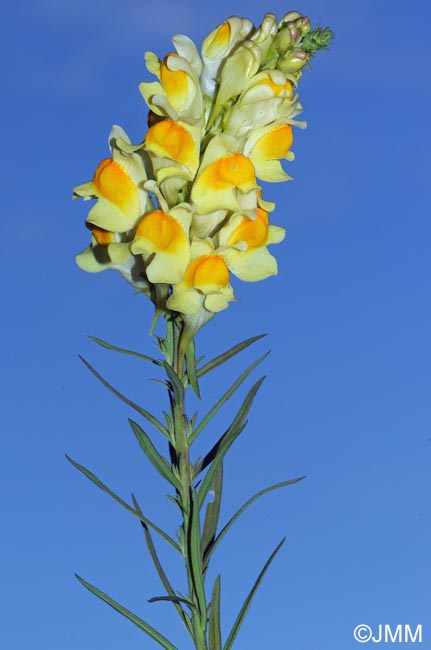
<box><xmin>197</xmin><ymin>334</ymin><xmax>266</xmax><ymax>378</ymax></box>
<box><xmin>80</xmin><ymin>356</ymin><xmax>170</xmax><ymax>439</ymax></box>
<box><xmin>148</xmin><ymin>596</ymin><xmax>196</xmax><ymax>609</ymax></box>
<box><xmin>129</xmin><ymin>419</ymin><xmax>182</xmax><ymax>491</ymax></box>
<box><xmin>209</xmin><ymin>575</ymin><xmax>222</xmax><ymax>650</ymax></box>
<box><xmin>87</xmin><ymin>335</ymin><xmax>162</xmax><ymax>366</ymax></box>
<box><xmin>201</xmin><ymin>462</ymin><xmax>223</xmax><ymax>562</ymax></box>
<box><xmin>185</xmin><ymin>339</ymin><xmax>201</xmax><ymax>399</ymax></box>
<box><xmin>66</xmin><ymin>455</ymin><xmax>180</xmax><ymax>552</ymax></box>
<box><xmin>76</xmin><ymin>574</ymin><xmax>177</xmax><ymax>650</ymax></box>
<box><xmin>131</xmin><ymin>494</ymin><xmax>193</xmax><ymax>636</ymax></box>
<box><xmin>196</xmin><ymin>376</ymin><xmax>266</xmax><ymax>478</ymax></box>
<box><xmin>188</xmin><ymin>494</ymin><xmax>207</xmax><ymax>624</ymax></box>
<box><xmin>191</xmin><ymin>353</ymin><xmax>269</xmax><ymax>443</ymax></box>
<box><xmin>224</xmin><ymin>538</ymin><xmax>286</xmax><ymax>650</ymax></box>
<box><xmin>196</xmin><ymin>421</ymin><xmax>247</xmax><ymax>511</ymax></box>
<box><xmin>204</xmin><ymin>477</ymin><xmax>304</xmax><ymax>567</ymax></box>
<box><xmin>163</xmin><ymin>362</ymin><xmax>185</xmax><ymax>405</ymax></box>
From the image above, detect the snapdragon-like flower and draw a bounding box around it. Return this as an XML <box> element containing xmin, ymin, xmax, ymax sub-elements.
<box><xmin>166</xmin><ymin>240</ymin><xmax>235</xmax><ymax>315</ymax></box>
<box><xmin>73</xmin><ymin>126</ymin><xmax>151</xmax><ymax>233</ymax></box>
<box><xmin>191</xmin><ymin>135</ymin><xmax>260</xmax><ymax>214</ymax></box>
<box><xmin>131</xmin><ymin>205</ymin><xmax>192</xmax><ymax>284</ymax></box>
<box><xmin>244</xmin><ymin>122</ymin><xmax>295</xmax><ymax>182</ymax></box>
<box><xmin>200</xmin><ymin>17</ymin><xmax>253</xmax><ymax>96</ymax></box>
<box><xmin>74</xmin><ymin>11</ymin><xmax>333</xmax><ymax>330</ymax></box>
<box><xmin>219</xmin><ymin>207</ymin><xmax>285</xmax><ymax>281</ymax></box>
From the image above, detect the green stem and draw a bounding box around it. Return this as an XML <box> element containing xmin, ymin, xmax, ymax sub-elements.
<box><xmin>168</xmin><ymin>318</ymin><xmax>208</xmax><ymax>650</ymax></box>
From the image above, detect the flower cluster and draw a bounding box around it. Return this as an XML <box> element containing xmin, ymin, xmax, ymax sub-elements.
<box><xmin>74</xmin><ymin>12</ymin><xmax>332</xmax><ymax>332</ymax></box>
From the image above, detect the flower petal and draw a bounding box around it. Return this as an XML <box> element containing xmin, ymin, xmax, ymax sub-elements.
<box><xmin>131</xmin><ymin>208</ymin><xmax>191</xmax><ymax>283</ymax></box>
<box><xmin>192</xmin><ymin>152</ymin><xmax>259</xmax><ymax>214</ymax></box>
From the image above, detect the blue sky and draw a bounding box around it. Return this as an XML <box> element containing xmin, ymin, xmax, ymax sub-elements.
<box><xmin>2</xmin><ymin>1</ymin><xmax>430</xmax><ymax>649</ymax></box>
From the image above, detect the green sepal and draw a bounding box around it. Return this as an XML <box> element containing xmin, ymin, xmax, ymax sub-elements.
<box><xmin>204</xmin><ymin>477</ymin><xmax>304</xmax><ymax>567</ymax></box>
<box><xmin>191</xmin><ymin>352</ymin><xmax>269</xmax><ymax>443</ymax></box>
<box><xmin>65</xmin><ymin>455</ymin><xmax>181</xmax><ymax>552</ymax></box>
<box><xmin>185</xmin><ymin>339</ymin><xmax>201</xmax><ymax>399</ymax></box>
<box><xmin>129</xmin><ymin>419</ymin><xmax>182</xmax><ymax>491</ymax></box>
<box><xmin>75</xmin><ymin>574</ymin><xmax>178</xmax><ymax>650</ymax></box>
<box><xmin>197</xmin><ymin>334</ymin><xmax>266</xmax><ymax>378</ymax></box>
<box><xmin>79</xmin><ymin>356</ymin><xmax>170</xmax><ymax>440</ymax></box>
<box><xmin>87</xmin><ymin>335</ymin><xmax>162</xmax><ymax>366</ymax></box>
<box><xmin>209</xmin><ymin>575</ymin><xmax>222</xmax><ymax>650</ymax></box>
<box><xmin>188</xmin><ymin>492</ymin><xmax>208</xmax><ymax>625</ymax></box>
<box><xmin>201</xmin><ymin>462</ymin><xmax>223</xmax><ymax>563</ymax></box>
<box><xmin>224</xmin><ymin>538</ymin><xmax>286</xmax><ymax>650</ymax></box>
<box><xmin>132</xmin><ymin>494</ymin><xmax>194</xmax><ymax>636</ymax></box>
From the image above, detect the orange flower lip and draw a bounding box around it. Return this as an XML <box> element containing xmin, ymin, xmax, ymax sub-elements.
<box><xmin>185</xmin><ymin>255</ymin><xmax>230</xmax><ymax>289</ymax></box>
<box><xmin>146</xmin><ymin>119</ymin><xmax>198</xmax><ymax>172</ymax></box>
<box><xmin>135</xmin><ymin>210</ymin><xmax>186</xmax><ymax>252</ymax></box>
<box><xmin>91</xmin><ymin>226</ymin><xmax>116</xmax><ymax>245</ymax></box>
<box><xmin>201</xmin><ymin>153</ymin><xmax>256</xmax><ymax>190</ymax></box>
<box><xmin>227</xmin><ymin>208</ymin><xmax>269</xmax><ymax>249</ymax></box>
<box><xmin>255</xmin><ymin>77</ymin><xmax>293</xmax><ymax>98</ymax></box>
<box><xmin>209</xmin><ymin>22</ymin><xmax>231</xmax><ymax>55</ymax></box>
<box><xmin>93</xmin><ymin>158</ymin><xmax>140</xmax><ymax>213</ymax></box>
<box><xmin>254</xmin><ymin>124</ymin><xmax>293</xmax><ymax>160</ymax></box>
<box><xmin>160</xmin><ymin>52</ymin><xmax>188</xmax><ymax>111</ymax></box>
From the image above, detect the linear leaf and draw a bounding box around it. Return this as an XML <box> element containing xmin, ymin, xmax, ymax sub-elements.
<box><xmin>129</xmin><ymin>419</ymin><xmax>181</xmax><ymax>491</ymax></box>
<box><xmin>148</xmin><ymin>596</ymin><xmax>196</xmax><ymax>609</ymax></box>
<box><xmin>163</xmin><ymin>362</ymin><xmax>185</xmax><ymax>405</ymax></box>
<box><xmin>191</xmin><ymin>353</ymin><xmax>269</xmax><ymax>443</ymax></box>
<box><xmin>209</xmin><ymin>575</ymin><xmax>222</xmax><ymax>650</ymax></box>
<box><xmin>201</xmin><ymin>463</ymin><xmax>223</xmax><ymax>562</ymax></box>
<box><xmin>204</xmin><ymin>477</ymin><xmax>304</xmax><ymax>567</ymax></box>
<box><xmin>195</xmin><ymin>376</ymin><xmax>265</xmax><ymax>478</ymax></box>
<box><xmin>185</xmin><ymin>339</ymin><xmax>200</xmax><ymax>399</ymax></box>
<box><xmin>80</xmin><ymin>356</ymin><xmax>170</xmax><ymax>439</ymax></box>
<box><xmin>87</xmin><ymin>335</ymin><xmax>162</xmax><ymax>366</ymax></box>
<box><xmin>196</xmin><ymin>421</ymin><xmax>247</xmax><ymax>511</ymax></box>
<box><xmin>131</xmin><ymin>494</ymin><xmax>193</xmax><ymax>636</ymax></box>
<box><xmin>197</xmin><ymin>334</ymin><xmax>266</xmax><ymax>378</ymax></box>
<box><xmin>188</xmin><ymin>494</ymin><xmax>207</xmax><ymax>624</ymax></box>
<box><xmin>66</xmin><ymin>455</ymin><xmax>180</xmax><ymax>552</ymax></box>
<box><xmin>76</xmin><ymin>574</ymin><xmax>177</xmax><ymax>650</ymax></box>
<box><xmin>224</xmin><ymin>538</ymin><xmax>286</xmax><ymax>650</ymax></box>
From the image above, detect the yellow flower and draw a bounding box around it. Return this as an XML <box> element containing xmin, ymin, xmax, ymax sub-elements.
<box><xmin>201</xmin><ymin>16</ymin><xmax>253</xmax><ymax>95</ymax></box>
<box><xmin>131</xmin><ymin>205</ymin><xmax>192</xmax><ymax>284</ymax></box>
<box><xmin>191</xmin><ymin>135</ymin><xmax>260</xmax><ymax>214</ymax></box>
<box><xmin>167</xmin><ymin>240</ymin><xmax>235</xmax><ymax>314</ymax></box>
<box><xmin>219</xmin><ymin>208</ymin><xmax>285</xmax><ymax>281</ymax></box>
<box><xmin>73</xmin><ymin>126</ymin><xmax>150</xmax><ymax>233</ymax></box>
<box><xmin>223</xmin><ymin>70</ymin><xmax>299</xmax><ymax>136</ymax></box>
<box><xmin>140</xmin><ymin>47</ymin><xmax>203</xmax><ymax>125</ymax></box>
<box><xmin>145</xmin><ymin>118</ymin><xmax>200</xmax><ymax>179</ymax></box>
<box><xmin>249</xmin><ymin>13</ymin><xmax>278</xmax><ymax>59</ymax></box>
<box><xmin>244</xmin><ymin>123</ymin><xmax>294</xmax><ymax>182</ymax></box>
<box><xmin>208</xmin><ymin>39</ymin><xmax>262</xmax><ymax>125</ymax></box>
<box><xmin>76</xmin><ymin>227</ymin><xmax>150</xmax><ymax>292</ymax></box>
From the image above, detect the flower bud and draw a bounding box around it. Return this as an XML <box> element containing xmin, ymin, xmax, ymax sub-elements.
<box><xmin>271</xmin><ymin>26</ymin><xmax>292</xmax><ymax>52</ymax></box>
<box><xmin>295</xmin><ymin>16</ymin><xmax>311</xmax><ymax>35</ymax></box>
<box><xmin>277</xmin><ymin>49</ymin><xmax>308</xmax><ymax>74</ymax></box>
<box><xmin>250</xmin><ymin>13</ymin><xmax>278</xmax><ymax>59</ymax></box>
<box><xmin>278</xmin><ymin>11</ymin><xmax>304</xmax><ymax>27</ymax></box>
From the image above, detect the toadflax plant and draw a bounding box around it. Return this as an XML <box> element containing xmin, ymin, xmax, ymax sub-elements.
<box><xmin>71</xmin><ymin>11</ymin><xmax>333</xmax><ymax>650</ymax></box>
